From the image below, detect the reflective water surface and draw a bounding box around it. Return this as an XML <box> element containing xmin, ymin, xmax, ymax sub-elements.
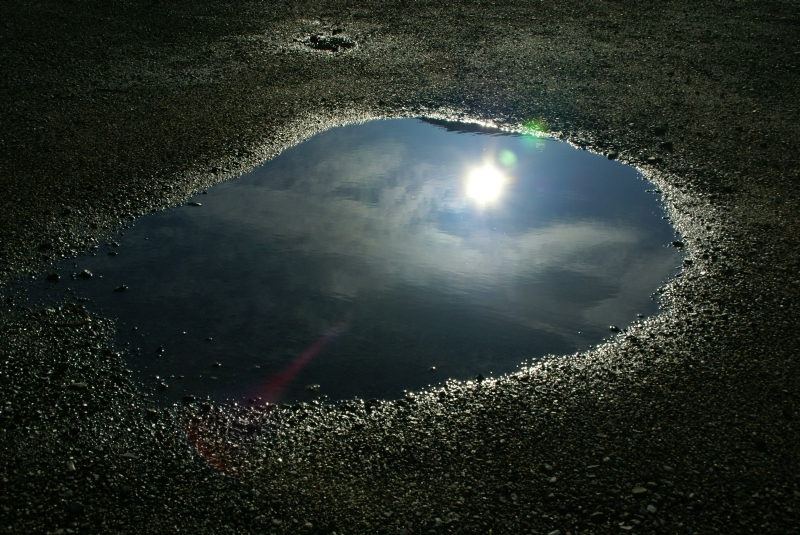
<box><xmin>26</xmin><ymin>119</ymin><xmax>681</xmax><ymax>404</ymax></box>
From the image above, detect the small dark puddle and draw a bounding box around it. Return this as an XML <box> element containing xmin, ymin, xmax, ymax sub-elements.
<box><xmin>21</xmin><ymin>119</ymin><xmax>681</xmax><ymax>405</ymax></box>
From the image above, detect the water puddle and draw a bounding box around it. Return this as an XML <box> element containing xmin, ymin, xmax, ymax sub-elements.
<box><xmin>19</xmin><ymin>118</ymin><xmax>681</xmax><ymax>405</ymax></box>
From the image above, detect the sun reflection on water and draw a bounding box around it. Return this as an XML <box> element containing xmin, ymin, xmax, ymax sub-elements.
<box><xmin>466</xmin><ymin>165</ymin><xmax>506</xmax><ymax>204</ymax></box>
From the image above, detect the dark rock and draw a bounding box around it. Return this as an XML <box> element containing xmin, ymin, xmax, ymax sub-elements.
<box><xmin>113</xmin><ymin>285</ymin><xmax>128</xmax><ymax>292</ymax></box>
<box><xmin>609</xmin><ymin>325</ymin><xmax>620</xmax><ymax>332</ymax></box>
<box><xmin>46</xmin><ymin>273</ymin><xmax>60</xmax><ymax>282</ymax></box>
<box><xmin>590</xmin><ymin>511</ymin><xmax>605</xmax><ymax>523</ymax></box>
<box><xmin>69</xmin><ymin>502</ymin><xmax>85</xmax><ymax>515</ymax></box>
<box><xmin>607</xmin><ymin>152</ymin><xmax>619</xmax><ymax>160</ymax></box>
<box><xmin>80</xmin><ymin>269</ymin><xmax>92</xmax><ymax>279</ymax></box>
<box><xmin>182</xmin><ymin>395</ymin><xmax>196</xmax><ymax>404</ymax></box>
<box><xmin>187</xmin><ymin>202</ymin><xmax>202</xmax><ymax>206</ymax></box>
<box><xmin>654</xmin><ymin>125</ymin><xmax>668</xmax><ymax>136</ymax></box>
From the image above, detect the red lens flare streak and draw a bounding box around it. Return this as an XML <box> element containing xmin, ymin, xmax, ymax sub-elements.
<box><xmin>181</xmin><ymin>312</ymin><xmax>352</xmax><ymax>473</ymax></box>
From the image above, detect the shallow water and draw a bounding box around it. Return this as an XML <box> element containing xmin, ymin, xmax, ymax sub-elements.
<box><xmin>22</xmin><ymin>119</ymin><xmax>680</xmax><ymax>404</ymax></box>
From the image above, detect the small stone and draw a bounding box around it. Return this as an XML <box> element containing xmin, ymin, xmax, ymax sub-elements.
<box><xmin>108</xmin><ymin>251</ymin><xmax>118</xmax><ymax>256</ymax></box>
<box><xmin>306</xmin><ymin>384</ymin><xmax>320</xmax><ymax>391</ymax></box>
<box><xmin>69</xmin><ymin>382</ymin><xmax>88</xmax><ymax>390</ymax></box>
<box><xmin>212</xmin><ymin>362</ymin><xmax>221</xmax><ymax>367</ymax></box>
<box><xmin>158</xmin><ymin>383</ymin><xmax>168</xmax><ymax>390</ymax></box>
<box><xmin>543</xmin><ymin>463</ymin><xmax>554</xmax><ymax>472</ymax></box>
<box><xmin>182</xmin><ymin>395</ymin><xmax>196</xmax><ymax>404</ymax></box>
<box><xmin>205</xmin><ymin>337</ymin><xmax>213</xmax><ymax>341</ymax></box>
<box><xmin>647</xmin><ymin>505</ymin><xmax>658</xmax><ymax>514</ymax></box>
<box><xmin>429</xmin><ymin>366</ymin><xmax>436</xmax><ymax>371</ymax></box>
<box><xmin>69</xmin><ymin>501</ymin><xmax>85</xmax><ymax>515</ymax></box>
<box><xmin>670</xmin><ymin>241</ymin><xmax>684</xmax><ymax>248</ymax></box>
<box><xmin>632</xmin><ymin>486</ymin><xmax>648</xmax><ymax>495</ymax></box>
<box><xmin>304</xmin><ymin>522</ymin><xmax>313</xmax><ymax>528</ymax></box>
<box><xmin>80</xmin><ymin>269</ymin><xmax>92</xmax><ymax>279</ymax></box>
<box><xmin>548</xmin><ymin>476</ymin><xmax>558</xmax><ymax>484</ymax></box>
<box><xmin>590</xmin><ymin>511</ymin><xmax>605</xmax><ymax>523</ymax></box>
<box><xmin>66</xmin><ymin>461</ymin><xmax>76</xmax><ymax>472</ymax></box>
<box><xmin>607</xmin><ymin>152</ymin><xmax>619</xmax><ymax>160</ymax></box>
<box><xmin>121</xmin><ymin>452</ymin><xmax>140</xmax><ymax>459</ymax></box>
<box><xmin>113</xmin><ymin>285</ymin><xmax>128</xmax><ymax>292</ymax></box>
<box><xmin>663</xmin><ymin>465</ymin><xmax>674</xmax><ymax>473</ymax></box>
<box><xmin>609</xmin><ymin>325</ymin><xmax>620</xmax><ymax>332</ymax></box>
<box><xmin>46</xmin><ymin>273</ymin><xmax>60</xmax><ymax>282</ymax></box>
<box><xmin>547</xmin><ymin>530</ymin><xmax>561</xmax><ymax>535</ymax></box>
<box><xmin>653</xmin><ymin>125</ymin><xmax>668</xmax><ymax>136</ymax></box>
<box><xmin>271</xmin><ymin>519</ymin><xmax>282</xmax><ymax>526</ymax></box>
<box><xmin>187</xmin><ymin>202</ymin><xmax>202</xmax><ymax>206</ymax></box>
<box><xmin>146</xmin><ymin>408</ymin><xmax>158</xmax><ymax>417</ymax></box>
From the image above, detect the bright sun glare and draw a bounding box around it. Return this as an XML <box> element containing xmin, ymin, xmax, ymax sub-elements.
<box><xmin>466</xmin><ymin>166</ymin><xmax>505</xmax><ymax>203</ymax></box>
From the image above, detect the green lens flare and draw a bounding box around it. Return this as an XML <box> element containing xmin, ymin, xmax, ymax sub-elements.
<box><xmin>522</xmin><ymin>119</ymin><xmax>548</xmax><ymax>137</ymax></box>
<box><xmin>499</xmin><ymin>149</ymin><xmax>517</xmax><ymax>167</ymax></box>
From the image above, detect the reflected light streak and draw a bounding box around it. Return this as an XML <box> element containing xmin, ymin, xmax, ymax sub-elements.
<box><xmin>466</xmin><ymin>166</ymin><xmax>506</xmax><ymax>203</ymax></box>
<box><xmin>257</xmin><ymin>312</ymin><xmax>352</xmax><ymax>404</ymax></box>
<box><xmin>180</xmin><ymin>312</ymin><xmax>353</xmax><ymax>475</ymax></box>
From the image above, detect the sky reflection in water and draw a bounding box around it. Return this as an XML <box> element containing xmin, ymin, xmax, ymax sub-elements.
<box><xmin>35</xmin><ymin>119</ymin><xmax>681</xmax><ymax>403</ymax></box>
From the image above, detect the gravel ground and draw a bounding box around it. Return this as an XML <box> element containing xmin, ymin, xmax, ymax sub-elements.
<box><xmin>1</xmin><ymin>1</ymin><xmax>799</xmax><ymax>534</ymax></box>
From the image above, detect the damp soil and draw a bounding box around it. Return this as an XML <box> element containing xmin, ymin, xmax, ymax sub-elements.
<box><xmin>1</xmin><ymin>1</ymin><xmax>799</xmax><ymax>535</ymax></box>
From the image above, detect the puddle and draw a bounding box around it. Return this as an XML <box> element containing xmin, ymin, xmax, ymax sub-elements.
<box><xmin>19</xmin><ymin>118</ymin><xmax>681</xmax><ymax>405</ymax></box>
